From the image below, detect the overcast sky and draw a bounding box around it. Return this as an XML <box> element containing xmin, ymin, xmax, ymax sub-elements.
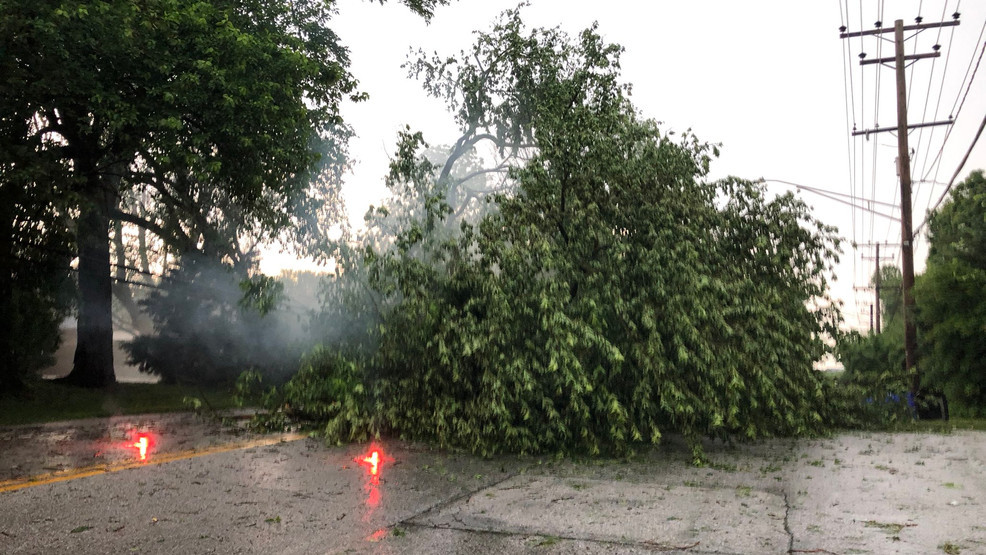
<box><xmin>264</xmin><ymin>0</ymin><xmax>986</xmax><ymax>331</ymax></box>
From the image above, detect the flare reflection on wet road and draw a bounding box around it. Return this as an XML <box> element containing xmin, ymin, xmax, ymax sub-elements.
<box><xmin>355</xmin><ymin>443</ymin><xmax>388</xmax><ymax>522</ymax></box>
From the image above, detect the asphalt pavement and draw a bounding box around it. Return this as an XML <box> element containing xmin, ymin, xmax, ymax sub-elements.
<box><xmin>1</xmin><ymin>413</ymin><xmax>984</xmax><ymax>554</ymax></box>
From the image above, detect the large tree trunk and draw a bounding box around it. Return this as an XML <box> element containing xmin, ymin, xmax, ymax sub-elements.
<box><xmin>63</xmin><ymin>188</ymin><xmax>116</xmax><ymax>387</ymax></box>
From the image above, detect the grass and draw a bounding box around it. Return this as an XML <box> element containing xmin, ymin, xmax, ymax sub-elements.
<box><xmin>888</xmin><ymin>417</ymin><xmax>986</xmax><ymax>433</ymax></box>
<box><xmin>0</xmin><ymin>381</ymin><xmax>239</xmax><ymax>426</ymax></box>
<box><xmin>864</xmin><ymin>520</ymin><xmax>912</xmax><ymax>536</ymax></box>
<box><xmin>940</xmin><ymin>541</ymin><xmax>961</xmax><ymax>554</ymax></box>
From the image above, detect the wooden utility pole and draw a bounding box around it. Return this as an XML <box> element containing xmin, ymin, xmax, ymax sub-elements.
<box><xmin>892</xmin><ymin>20</ymin><xmax>919</xmax><ymax>396</ymax></box>
<box><xmin>860</xmin><ymin>242</ymin><xmax>899</xmax><ymax>334</ymax></box>
<box><xmin>860</xmin><ymin>246</ymin><xmax>882</xmax><ymax>333</ymax></box>
<box><xmin>875</xmin><ymin>243</ymin><xmax>881</xmax><ymax>334</ymax></box>
<box><xmin>841</xmin><ymin>15</ymin><xmax>960</xmax><ymax>396</ymax></box>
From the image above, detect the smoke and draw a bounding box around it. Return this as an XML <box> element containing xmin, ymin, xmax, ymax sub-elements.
<box><xmin>123</xmin><ymin>256</ymin><xmax>319</xmax><ymax>385</ymax></box>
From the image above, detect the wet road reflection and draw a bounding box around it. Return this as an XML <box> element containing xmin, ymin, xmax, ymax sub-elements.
<box><xmin>355</xmin><ymin>444</ymin><xmax>388</xmax><ymax>523</ymax></box>
<box><xmin>0</xmin><ymin>412</ymin><xmax>258</xmax><ymax>483</ymax></box>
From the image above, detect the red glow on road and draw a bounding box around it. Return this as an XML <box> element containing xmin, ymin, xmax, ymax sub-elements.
<box><xmin>366</xmin><ymin>485</ymin><xmax>381</xmax><ymax>509</ymax></box>
<box><xmin>367</xmin><ymin>528</ymin><xmax>388</xmax><ymax>542</ymax></box>
<box><xmin>355</xmin><ymin>444</ymin><xmax>387</xmax><ymax>520</ymax></box>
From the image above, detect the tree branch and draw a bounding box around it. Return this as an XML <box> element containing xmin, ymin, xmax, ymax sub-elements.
<box><xmin>111</xmin><ymin>209</ymin><xmax>190</xmax><ymax>252</ymax></box>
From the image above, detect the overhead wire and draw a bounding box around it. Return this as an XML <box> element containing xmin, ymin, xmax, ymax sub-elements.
<box><xmin>869</xmin><ymin>0</ymin><xmax>885</xmax><ymax>250</ymax></box>
<box><xmin>910</xmin><ymin>3</ymin><xmax>959</xmax><ymax>253</ymax></box>
<box><xmin>841</xmin><ymin>0</ymin><xmax>858</xmax><ymax>242</ymax></box>
<box><xmin>885</xmin><ymin>1</ymin><xmax>942</xmax><ymax>248</ymax></box>
<box><xmin>913</xmin><ymin>4</ymin><xmax>957</xmax><ymax>189</ymax></box>
<box><xmin>3</xmin><ymin>251</ymin><xmax>171</xmax><ymax>292</ymax></box>
<box><xmin>841</xmin><ymin>1</ymin><xmax>859</xmax><ymax>250</ymax></box>
<box><xmin>914</xmin><ymin>15</ymin><xmax>986</xmax><ymax>242</ymax></box>
<box><xmin>842</xmin><ymin>0</ymin><xmax>862</xmax><ymax>315</ymax></box>
<box><xmin>915</xmin><ymin>107</ymin><xmax>986</xmax><ymax>236</ymax></box>
<box><xmin>857</xmin><ymin>0</ymin><xmax>873</xmax><ymax>293</ymax></box>
<box><xmin>946</xmin><ymin>10</ymin><xmax>985</xmax><ymax>118</ymax></box>
<box><xmin>760</xmin><ymin>179</ymin><xmax>901</xmax><ymax>221</ymax></box>
<box><xmin>885</xmin><ymin>1</ymin><xmax>948</xmax><ymax>247</ymax></box>
<box><xmin>919</xmin><ymin>17</ymin><xmax>986</xmax><ymax>184</ymax></box>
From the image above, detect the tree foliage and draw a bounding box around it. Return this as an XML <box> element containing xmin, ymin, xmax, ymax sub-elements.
<box><xmin>916</xmin><ymin>170</ymin><xmax>986</xmax><ymax>415</ymax></box>
<box><xmin>258</xmin><ymin>10</ymin><xmax>844</xmax><ymax>459</ymax></box>
<box><xmin>0</xmin><ymin>107</ymin><xmax>76</xmax><ymax>392</ymax></box>
<box><xmin>1</xmin><ymin>0</ymin><xmax>448</xmax><ymax>387</ymax></box>
<box><xmin>837</xmin><ymin>265</ymin><xmax>905</xmax><ymax>388</ymax></box>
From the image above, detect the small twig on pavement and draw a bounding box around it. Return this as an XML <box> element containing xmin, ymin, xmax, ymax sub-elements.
<box><xmin>641</xmin><ymin>540</ymin><xmax>700</xmax><ymax>551</ymax></box>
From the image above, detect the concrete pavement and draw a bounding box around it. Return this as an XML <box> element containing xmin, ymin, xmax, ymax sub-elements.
<box><xmin>1</xmin><ymin>414</ymin><xmax>984</xmax><ymax>554</ymax></box>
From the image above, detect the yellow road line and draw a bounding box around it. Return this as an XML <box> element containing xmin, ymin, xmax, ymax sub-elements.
<box><xmin>0</xmin><ymin>432</ymin><xmax>308</xmax><ymax>494</ymax></box>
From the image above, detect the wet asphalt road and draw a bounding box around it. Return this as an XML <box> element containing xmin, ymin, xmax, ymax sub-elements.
<box><xmin>1</xmin><ymin>414</ymin><xmax>984</xmax><ymax>554</ymax></box>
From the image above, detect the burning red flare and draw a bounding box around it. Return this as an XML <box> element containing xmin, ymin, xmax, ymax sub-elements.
<box><xmin>129</xmin><ymin>432</ymin><xmax>153</xmax><ymax>461</ymax></box>
<box><xmin>355</xmin><ymin>445</ymin><xmax>386</xmax><ymax>487</ymax></box>
<box><xmin>362</xmin><ymin>451</ymin><xmax>380</xmax><ymax>476</ymax></box>
<box><xmin>133</xmin><ymin>436</ymin><xmax>148</xmax><ymax>460</ymax></box>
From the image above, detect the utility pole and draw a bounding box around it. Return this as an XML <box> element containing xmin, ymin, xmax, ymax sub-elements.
<box><xmin>859</xmin><ymin>242</ymin><xmax>899</xmax><ymax>334</ymax></box>
<box><xmin>841</xmin><ymin>15</ymin><xmax>960</xmax><ymax>397</ymax></box>
<box><xmin>859</xmin><ymin>245</ymin><xmax>883</xmax><ymax>334</ymax></box>
<box><xmin>874</xmin><ymin>243</ymin><xmax>881</xmax><ymax>333</ymax></box>
<box><xmin>892</xmin><ymin>20</ymin><xmax>919</xmax><ymax>396</ymax></box>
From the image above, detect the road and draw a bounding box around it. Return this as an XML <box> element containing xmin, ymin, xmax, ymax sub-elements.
<box><xmin>1</xmin><ymin>414</ymin><xmax>984</xmax><ymax>554</ymax></box>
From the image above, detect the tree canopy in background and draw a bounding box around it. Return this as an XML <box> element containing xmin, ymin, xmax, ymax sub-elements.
<box><xmin>837</xmin><ymin>265</ymin><xmax>906</xmax><ymax>394</ymax></box>
<box><xmin>839</xmin><ymin>171</ymin><xmax>986</xmax><ymax>418</ymax></box>
<box><xmin>0</xmin><ymin>0</ymin><xmax>448</xmax><ymax>389</ymax></box>
<box><xmin>258</xmin><ymin>9</ymin><xmax>845</xmax><ymax>459</ymax></box>
<box><xmin>916</xmin><ymin>170</ymin><xmax>986</xmax><ymax>415</ymax></box>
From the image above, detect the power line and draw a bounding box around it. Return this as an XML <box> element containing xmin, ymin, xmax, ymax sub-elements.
<box><xmin>918</xmin><ymin>22</ymin><xmax>986</xmax><ymax>191</ymax></box>
<box><xmin>2</xmin><ymin>252</ymin><xmax>170</xmax><ymax>291</ymax></box>
<box><xmin>947</xmin><ymin>12</ymin><xmax>985</xmax><ymax>118</ymax></box>
<box><xmin>761</xmin><ymin>179</ymin><xmax>900</xmax><ymax>208</ymax></box>
<box><xmin>10</xmin><ymin>237</ymin><xmax>174</xmax><ymax>282</ymax></box>
<box><xmin>913</xmin><ymin>7</ymin><xmax>959</xmax><ymax>187</ymax></box>
<box><xmin>915</xmin><ymin>107</ymin><xmax>986</xmax><ymax>235</ymax></box>
<box><xmin>840</xmin><ymin>0</ymin><xmax>859</xmax><ymax>257</ymax></box>
<box><xmin>761</xmin><ymin>179</ymin><xmax>901</xmax><ymax>221</ymax></box>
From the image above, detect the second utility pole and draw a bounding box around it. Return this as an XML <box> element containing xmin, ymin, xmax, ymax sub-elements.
<box><xmin>892</xmin><ymin>20</ymin><xmax>919</xmax><ymax>397</ymax></box>
<box><xmin>875</xmin><ymin>242</ymin><xmax>881</xmax><ymax>334</ymax></box>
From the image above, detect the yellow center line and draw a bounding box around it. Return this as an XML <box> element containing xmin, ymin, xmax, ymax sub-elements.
<box><xmin>0</xmin><ymin>432</ymin><xmax>308</xmax><ymax>494</ymax></box>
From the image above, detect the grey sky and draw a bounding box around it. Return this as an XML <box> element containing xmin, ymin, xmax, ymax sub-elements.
<box><xmin>263</xmin><ymin>0</ymin><xmax>986</xmax><ymax>331</ymax></box>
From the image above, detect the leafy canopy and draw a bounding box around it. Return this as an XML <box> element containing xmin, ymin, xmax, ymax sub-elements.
<box><xmin>257</xmin><ymin>8</ymin><xmax>844</xmax><ymax>459</ymax></box>
<box><xmin>1</xmin><ymin>0</ymin><xmax>450</xmax><ymax>387</ymax></box>
<box><xmin>915</xmin><ymin>170</ymin><xmax>986</xmax><ymax>415</ymax></box>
